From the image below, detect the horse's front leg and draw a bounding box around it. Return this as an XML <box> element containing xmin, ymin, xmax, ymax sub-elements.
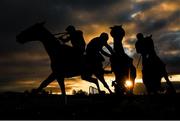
<box><xmin>36</xmin><ymin>73</ymin><xmax>56</xmax><ymax>93</ymax></box>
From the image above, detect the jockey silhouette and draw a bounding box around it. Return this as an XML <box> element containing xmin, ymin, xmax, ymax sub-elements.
<box><xmin>59</xmin><ymin>25</ymin><xmax>86</xmax><ymax>55</ymax></box>
<box><xmin>85</xmin><ymin>32</ymin><xmax>113</xmax><ymax>74</ymax></box>
<box><xmin>82</xmin><ymin>32</ymin><xmax>113</xmax><ymax>93</ymax></box>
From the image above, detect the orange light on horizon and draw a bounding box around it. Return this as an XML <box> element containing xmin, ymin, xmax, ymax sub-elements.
<box><xmin>125</xmin><ymin>80</ymin><xmax>134</xmax><ymax>89</ymax></box>
<box><xmin>9</xmin><ymin>74</ymin><xmax>180</xmax><ymax>95</ymax></box>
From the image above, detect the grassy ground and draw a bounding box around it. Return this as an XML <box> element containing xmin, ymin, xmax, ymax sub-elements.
<box><xmin>0</xmin><ymin>92</ymin><xmax>179</xmax><ymax>119</ymax></box>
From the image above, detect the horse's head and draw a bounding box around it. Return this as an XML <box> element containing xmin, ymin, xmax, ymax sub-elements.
<box><xmin>16</xmin><ymin>22</ymin><xmax>48</xmax><ymax>44</ymax></box>
<box><xmin>110</xmin><ymin>25</ymin><xmax>125</xmax><ymax>40</ymax></box>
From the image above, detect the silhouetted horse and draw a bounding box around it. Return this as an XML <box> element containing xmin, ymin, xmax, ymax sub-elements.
<box><xmin>135</xmin><ymin>33</ymin><xmax>176</xmax><ymax>94</ymax></box>
<box><xmin>16</xmin><ymin>22</ymin><xmax>112</xmax><ymax>97</ymax></box>
<box><xmin>109</xmin><ymin>25</ymin><xmax>136</xmax><ymax>95</ymax></box>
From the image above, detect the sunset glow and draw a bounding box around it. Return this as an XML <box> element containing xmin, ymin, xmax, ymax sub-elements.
<box><xmin>125</xmin><ymin>80</ymin><xmax>134</xmax><ymax>89</ymax></box>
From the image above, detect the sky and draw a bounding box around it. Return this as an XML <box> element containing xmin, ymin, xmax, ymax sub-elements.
<box><xmin>0</xmin><ymin>0</ymin><xmax>180</xmax><ymax>94</ymax></box>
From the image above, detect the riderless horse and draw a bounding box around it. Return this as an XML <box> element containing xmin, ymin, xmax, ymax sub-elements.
<box><xmin>16</xmin><ymin>22</ymin><xmax>112</xmax><ymax>97</ymax></box>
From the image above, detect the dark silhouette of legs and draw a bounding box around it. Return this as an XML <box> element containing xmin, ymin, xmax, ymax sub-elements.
<box><xmin>36</xmin><ymin>73</ymin><xmax>56</xmax><ymax>92</ymax></box>
<box><xmin>129</xmin><ymin>66</ymin><xmax>136</xmax><ymax>94</ymax></box>
<box><xmin>56</xmin><ymin>76</ymin><xmax>67</xmax><ymax>104</ymax></box>
<box><xmin>81</xmin><ymin>74</ymin><xmax>101</xmax><ymax>93</ymax></box>
<box><xmin>163</xmin><ymin>72</ymin><xmax>176</xmax><ymax>94</ymax></box>
<box><xmin>95</xmin><ymin>72</ymin><xmax>113</xmax><ymax>94</ymax></box>
<box><xmin>56</xmin><ymin>77</ymin><xmax>66</xmax><ymax>96</ymax></box>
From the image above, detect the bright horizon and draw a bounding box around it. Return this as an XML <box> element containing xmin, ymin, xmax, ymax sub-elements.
<box><xmin>1</xmin><ymin>74</ymin><xmax>180</xmax><ymax>95</ymax></box>
<box><xmin>39</xmin><ymin>74</ymin><xmax>180</xmax><ymax>95</ymax></box>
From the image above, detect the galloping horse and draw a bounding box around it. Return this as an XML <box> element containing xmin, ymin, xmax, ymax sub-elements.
<box><xmin>16</xmin><ymin>22</ymin><xmax>112</xmax><ymax>96</ymax></box>
<box><xmin>109</xmin><ymin>25</ymin><xmax>136</xmax><ymax>95</ymax></box>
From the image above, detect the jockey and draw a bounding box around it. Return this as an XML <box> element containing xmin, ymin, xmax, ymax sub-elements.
<box><xmin>59</xmin><ymin>25</ymin><xmax>86</xmax><ymax>55</ymax></box>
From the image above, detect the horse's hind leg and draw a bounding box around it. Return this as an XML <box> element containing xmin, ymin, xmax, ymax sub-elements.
<box><xmin>95</xmin><ymin>72</ymin><xmax>113</xmax><ymax>94</ymax></box>
<box><xmin>56</xmin><ymin>76</ymin><xmax>67</xmax><ymax>104</ymax></box>
<box><xmin>81</xmin><ymin>75</ymin><xmax>101</xmax><ymax>93</ymax></box>
<box><xmin>36</xmin><ymin>73</ymin><xmax>56</xmax><ymax>93</ymax></box>
<box><xmin>56</xmin><ymin>77</ymin><xmax>66</xmax><ymax>96</ymax></box>
<box><xmin>130</xmin><ymin>66</ymin><xmax>137</xmax><ymax>94</ymax></box>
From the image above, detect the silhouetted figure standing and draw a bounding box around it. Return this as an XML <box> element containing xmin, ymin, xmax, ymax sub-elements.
<box><xmin>82</xmin><ymin>33</ymin><xmax>113</xmax><ymax>94</ymax></box>
<box><xmin>135</xmin><ymin>33</ymin><xmax>176</xmax><ymax>95</ymax></box>
<box><xmin>110</xmin><ymin>25</ymin><xmax>136</xmax><ymax>95</ymax></box>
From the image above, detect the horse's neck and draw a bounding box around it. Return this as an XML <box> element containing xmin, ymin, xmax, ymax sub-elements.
<box><xmin>41</xmin><ymin>36</ymin><xmax>61</xmax><ymax>62</ymax></box>
<box><xmin>113</xmin><ymin>38</ymin><xmax>125</xmax><ymax>54</ymax></box>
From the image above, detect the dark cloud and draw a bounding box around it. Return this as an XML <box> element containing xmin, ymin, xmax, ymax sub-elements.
<box><xmin>163</xmin><ymin>57</ymin><xmax>180</xmax><ymax>74</ymax></box>
<box><xmin>157</xmin><ymin>31</ymin><xmax>180</xmax><ymax>53</ymax></box>
<box><xmin>133</xmin><ymin>0</ymin><xmax>160</xmax><ymax>12</ymax></box>
<box><xmin>141</xmin><ymin>11</ymin><xmax>180</xmax><ymax>33</ymax></box>
<box><xmin>0</xmin><ymin>0</ymin><xmax>122</xmax><ymax>33</ymax></box>
<box><xmin>0</xmin><ymin>0</ymin><xmax>129</xmax><ymax>53</ymax></box>
<box><xmin>155</xmin><ymin>31</ymin><xmax>180</xmax><ymax>74</ymax></box>
<box><xmin>0</xmin><ymin>51</ymin><xmax>51</xmax><ymax>89</ymax></box>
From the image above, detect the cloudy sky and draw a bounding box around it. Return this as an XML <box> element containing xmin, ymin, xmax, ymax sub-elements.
<box><xmin>0</xmin><ymin>0</ymin><xmax>180</xmax><ymax>94</ymax></box>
